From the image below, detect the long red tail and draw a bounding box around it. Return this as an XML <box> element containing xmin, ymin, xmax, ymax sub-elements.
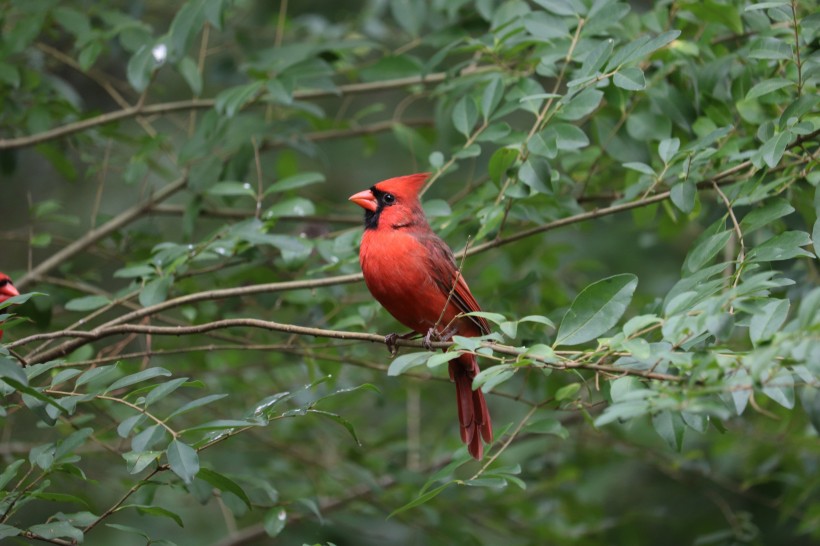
<box><xmin>449</xmin><ymin>354</ymin><xmax>493</xmax><ymax>459</ymax></box>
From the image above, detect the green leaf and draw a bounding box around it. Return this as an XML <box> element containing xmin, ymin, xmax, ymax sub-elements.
<box><xmin>623</xmin><ymin>162</ymin><xmax>656</xmax><ymax>175</ymax></box>
<box><xmin>606</xmin><ymin>30</ymin><xmax>681</xmax><ymax>71</ymax></box>
<box><xmin>555</xmin><ymin>383</ymin><xmax>581</xmax><ymax>401</ymax></box>
<box><xmin>123</xmin><ymin>450</ymin><xmax>162</xmax><ymax>474</ymax></box>
<box><xmin>0</xmin><ymin>524</ymin><xmax>21</xmax><ymax>539</ymax></box>
<box><xmin>518</xmin><ymin>157</ymin><xmax>551</xmax><ymax>194</ymax></box>
<box><xmin>389</xmin><ymin>482</ymin><xmax>454</xmax><ymax>518</ymax></box>
<box><xmin>652</xmin><ymin>410</ymin><xmax>685</xmax><ymax>451</ymax></box>
<box><xmin>64</xmin><ymin>295</ymin><xmax>111</xmax><ymax>312</ymax></box>
<box><xmin>745</xmin><ymin>78</ymin><xmax>794</xmax><ymax>100</ymax></box>
<box><xmin>306</xmin><ymin>409</ymin><xmax>362</xmax><ymax>446</ymax></box>
<box><xmin>167</xmin><ymin>439</ymin><xmax>200</xmax><ymax>484</ymax></box>
<box><xmin>0</xmin><ymin>356</ymin><xmax>29</xmax><ymax>386</ymax></box>
<box><xmin>740</xmin><ymin>198</ymin><xmax>794</xmax><ymax>233</ymax></box>
<box><xmin>265</xmin><ymin>172</ymin><xmax>325</xmax><ymax>195</ymax></box>
<box><xmin>206</xmin><ymin>181</ymin><xmax>256</xmax><ymax>198</ymax></box>
<box><xmin>526</xmin><ymin>416</ymin><xmax>569</xmax><ymax>438</ymax></box>
<box><xmin>670</xmin><ymin>180</ymin><xmax>697</xmax><ymax>214</ymax></box>
<box><xmin>177</xmin><ymin>56</ymin><xmax>202</xmax><ymax>95</ymax></box>
<box><xmin>555</xmin><ymin>274</ymin><xmax>638</xmax><ymax>346</ymax></box>
<box><xmin>481</xmin><ymin>75</ymin><xmax>505</xmax><ymax>120</ymax></box>
<box><xmin>658</xmin><ymin>138</ymin><xmax>680</xmax><ymax>163</ymax></box>
<box><xmin>683</xmin><ymin>230</ymin><xmax>732</xmax><ymax>273</ymax></box>
<box><xmin>745</xmin><ymin>2</ymin><xmax>790</xmax><ymax>10</ymax></box>
<box><xmin>214</xmin><ymin>81</ymin><xmax>264</xmax><ymax>117</ymax></box>
<box><xmin>139</xmin><ymin>275</ymin><xmax>173</xmax><ymax>307</ymax></box>
<box><xmin>27</xmin><ymin>522</ymin><xmax>83</xmax><ymax>543</ymax></box>
<box><xmin>750</xmin><ymin>299</ymin><xmax>789</xmax><ymax>345</ymax></box>
<box><xmin>758</xmin><ymin>130</ymin><xmax>792</xmax><ymax>168</ymax></box>
<box><xmin>523</xmin><ymin>11</ymin><xmax>570</xmax><ymax>40</ymax></box>
<box><xmin>263</xmin><ymin>507</ymin><xmax>287</xmax><ymax>537</ymax></box>
<box><xmin>559</xmin><ymin>88</ymin><xmax>603</xmax><ymax>121</ymax></box>
<box><xmin>387</xmin><ymin>352</ymin><xmax>433</xmax><ymax>376</ymax></box>
<box><xmin>452</xmin><ymin>95</ymin><xmax>478</xmax><ymax>138</ymax></box>
<box><xmin>120</xmin><ymin>504</ymin><xmax>184</xmax><ymax>527</ymax></box>
<box><xmin>426</xmin><ymin>352</ymin><xmax>462</xmax><ymax>368</ymax></box>
<box><xmin>126</xmin><ymin>45</ymin><xmax>156</xmax><ymax>92</ymax></box>
<box><xmin>144</xmin><ymin>377</ymin><xmax>190</xmax><ymax>406</ymax></box>
<box><xmin>197</xmin><ymin>468</ymin><xmax>252</xmax><ymax>509</ymax></box>
<box><xmin>749</xmin><ymin>37</ymin><xmax>792</xmax><ymax>60</ymax></box>
<box><xmin>613</xmin><ymin>67</ymin><xmax>645</xmax><ymax>90</ymax></box>
<box><xmin>747</xmin><ymin>231</ymin><xmax>814</xmax><ymax>262</ymax></box>
<box><xmin>473</xmin><ymin>364</ymin><xmax>515</xmax><ymax>392</ymax></box>
<box><xmin>762</xmin><ymin>368</ymin><xmax>794</xmax><ymax>409</ymax></box>
<box><xmin>532</xmin><ymin>0</ymin><xmax>583</xmax><ymax>16</ymax></box>
<box><xmin>106</xmin><ymin>367</ymin><xmax>172</xmax><ymax>393</ymax></box>
<box><xmin>577</xmin><ymin>38</ymin><xmax>614</xmax><ymax>79</ymax></box>
<box><xmin>168</xmin><ymin>0</ymin><xmax>208</xmax><ymax>60</ymax></box>
<box><xmin>551</xmin><ymin>123</ymin><xmax>590</xmax><ymax>150</ymax></box>
<box><xmin>166</xmin><ymin>393</ymin><xmax>228</xmax><ymax>420</ymax></box>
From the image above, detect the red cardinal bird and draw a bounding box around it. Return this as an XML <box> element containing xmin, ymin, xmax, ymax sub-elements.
<box><xmin>0</xmin><ymin>273</ymin><xmax>20</xmax><ymax>341</ymax></box>
<box><xmin>349</xmin><ymin>173</ymin><xmax>493</xmax><ymax>459</ymax></box>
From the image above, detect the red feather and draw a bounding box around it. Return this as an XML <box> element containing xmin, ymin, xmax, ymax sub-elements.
<box><xmin>0</xmin><ymin>272</ymin><xmax>20</xmax><ymax>341</ymax></box>
<box><xmin>350</xmin><ymin>174</ymin><xmax>493</xmax><ymax>459</ymax></box>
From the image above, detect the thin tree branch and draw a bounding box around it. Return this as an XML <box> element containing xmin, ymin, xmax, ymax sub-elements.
<box><xmin>149</xmin><ymin>204</ymin><xmax>360</xmax><ymax>223</ymax></box>
<box><xmin>0</xmin><ymin>74</ymin><xmax>452</xmax><ymax>150</ymax></box>
<box><xmin>16</xmin><ymin>175</ymin><xmax>188</xmax><ymax>290</ymax></box>
<box><xmin>11</xmin><ymin>318</ymin><xmax>684</xmax><ymax>382</ymax></box>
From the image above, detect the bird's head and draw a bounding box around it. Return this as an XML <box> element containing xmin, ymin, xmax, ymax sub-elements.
<box><xmin>0</xmin><ymin>273</ymin><xmax>19</xmax><ymax>304</ymax></box>
<box><xmin>348</xmin><ymin>173</ymin><xmax>430</xmax><ymax>230</ymax></box>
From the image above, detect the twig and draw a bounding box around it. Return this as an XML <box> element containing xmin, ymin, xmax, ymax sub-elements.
<box><xmin>470</xmin><ymin>404</ymin><xmax>539</xmax><ymax>480</ymax></box>
<box><xmin>0</xmin><ymin>75</ymin><xmax>452</xmax><ymax>150</ymax></box>
<box><xmin>16</xmin><ymin>175</ymin><xmax>188</xmax><ymax>290</ymax></box>
<box><xmin>11</xmin><ymin>318</ymin><xmax>684</xmax><ymax>382</ymax></box>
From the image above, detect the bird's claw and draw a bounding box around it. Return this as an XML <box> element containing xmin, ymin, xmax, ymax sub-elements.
<box><xmin>423</xmin><ymin>328</ymin><xmax>439</xmax><ymax>351</ymax></box>
<box><xmin>384</xmin><ymin>333</ymin><xmax>400</xmax><ymax>357</ymax></box>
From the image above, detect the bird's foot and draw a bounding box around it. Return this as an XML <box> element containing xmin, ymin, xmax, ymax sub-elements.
<box><xmin>423</xmin><ymin>326</ymin><xmax>457</xmax><ymax>350</ymax></box>
<box><xmin>385</xmin><ymin>333</ymin><xmax>400</xmax><ymax>357</ymax></box>
<box><xmin>385</xmin><ymin>331</ymin><xmax>416</xmax><ymax>357</ymax></box>
<box><xmin>423</xmin><ymin>328</ymin><xmax>441</xmax><ymax>350</ymax></box>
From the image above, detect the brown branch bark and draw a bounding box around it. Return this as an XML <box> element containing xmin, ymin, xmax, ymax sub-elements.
<box><xmin>10</xmin><ymin>317</ymin><xmax>682</xmax><ymax>382</ymax></box>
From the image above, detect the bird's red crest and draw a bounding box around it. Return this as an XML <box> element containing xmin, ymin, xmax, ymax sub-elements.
<box><xmin>372</xmin><ymin>172</ymin><xmax>430</xmax><ymax>199</ymax></box>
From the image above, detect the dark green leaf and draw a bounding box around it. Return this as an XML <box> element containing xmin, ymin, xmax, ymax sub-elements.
<box><xmin>139</xmin><ymin>275</ymin><xmax>173</xmax><ymax>307</ymax></box>
<box><xmin>748</xmin><ymin>231</ymin><xmax>814</xmax><ymax>262</ymax></box>
<box><xmin>387</xmin><ymin>352</ymin><xmax>433</xmax><ymax>376</ymax></box>
<box><xmin>198</xmin><ymin>468</ymin><xmax>252</xmax><ymax>509</ymax></box>
<box><xmin>27</xmin><ymin>522</ymin><xmax>83</xmax><ymax>543</ymax></box>
<box><xmin>107</xmin><ymin>367</ymin><xmax>172</xmax><ymax>393</ymax></box>
<box><xmin>167</xmin><ymin>439</ymin><xmax>200</xmax><ymax>484</ymax></box>
<box><xmin>214</xmin><ymin>81</ymin><xmax>264</xmax><ymax>117</ymax></box>
<box><xmin>263</xmin><ymin>507</ymin><xmax>287</xmax><ymax>537</ymax></box>
<box><xmin>555</xmin><ymin>274</ymin><xmax>638</xmax><ymax>346</ymax></box>
<box><xmin>613</xmin><ymin>67</ymin><xmax>645</xmax><ymax>90</ymax></box>
<box><xmin>452</xmin><ymin>95</ymin><xmax>479</xmax><ymax>138</ymax></box>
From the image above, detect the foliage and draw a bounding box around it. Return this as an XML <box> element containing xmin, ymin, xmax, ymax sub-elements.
<box><xmin>0</xmin><ymin>0</ymin><xmax>818</xmax><ymax>545</ymax></box>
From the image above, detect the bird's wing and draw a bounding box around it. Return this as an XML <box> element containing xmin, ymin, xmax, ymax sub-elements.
<box><xmin>425</xmin><ymin>235</ymin><xmax>491</xmax><ymax>336</ymax></box>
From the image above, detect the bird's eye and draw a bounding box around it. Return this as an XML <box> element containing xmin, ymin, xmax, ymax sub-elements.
<box><xmin>383</xmin><ymin>193</ymin><xmax>396</xmax><ymax>205</ymax></box>
<box><xmin>0</xmin><ymin>280</ymin><xmax>7</xmax><ymax>287</ymax></box>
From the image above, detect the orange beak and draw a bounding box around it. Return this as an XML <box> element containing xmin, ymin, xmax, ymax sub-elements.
<box><xmin>0</xmin><ymin>280</ymin><xmax>18</xmax><ymax>301</ymax></box>
<box><xmin>348</xmin><ymin>189</ymin><xmax>378</xmax><ymax>212</ymax></box>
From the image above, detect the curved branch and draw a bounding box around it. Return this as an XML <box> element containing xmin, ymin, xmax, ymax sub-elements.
<box><xmin>16</xmin><ymin>176</ymin><xmax>188</xmax><ymax>290</ymax></box>
<box><xmin>11</xmin><ymin>317</ymin><xmax>683</xmax><ymax>382</ymax></box>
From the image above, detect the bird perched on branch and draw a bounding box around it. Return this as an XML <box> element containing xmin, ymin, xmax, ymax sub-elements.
<box><xmin>349</xmin><ymin>173</ymin><xmax>493</xmax><ymax>459</ymax></box>
<box><xmin>0</xmin><ymin>272</ymin><xmax>20</xmax><ymax>341</ymax></box>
